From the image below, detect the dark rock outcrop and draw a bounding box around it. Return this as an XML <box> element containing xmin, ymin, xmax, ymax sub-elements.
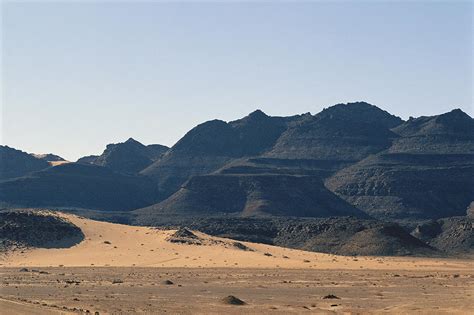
<box><xmin>0</xmin><ymin>210</ymin><xmax>84</xmax><ymax>250</ymax></box>
<box><xmin>412</xmin><ymin>217</ymin><xmax>473</xmax><ymax>254</ymax></box>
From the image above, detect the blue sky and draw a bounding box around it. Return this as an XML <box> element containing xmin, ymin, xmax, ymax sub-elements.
<box><xmin>1</xmin><ymin>1</ymin><xmax>472</xmax><ymax>161</ymax></box>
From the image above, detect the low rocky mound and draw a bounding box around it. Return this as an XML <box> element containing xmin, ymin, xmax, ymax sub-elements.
<box><xmin>412</xmin><ymin>216</ymin><xmax>473</xmax><ymax>254</ymax></box>
<box><xmin>0</xmin><ymin>210</ymin><xmax>84</xmax><ymax>251</ymax></box>
<box><xmin>166</xmin><ymin>227</ymin><xmax>202</xmax><ymax>245</ymax></box>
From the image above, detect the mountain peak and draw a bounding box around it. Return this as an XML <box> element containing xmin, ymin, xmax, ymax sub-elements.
<box><xmin>247</xmin><ymin>109</ymin><xmax>268</xmax><ymax>119</ymax></box>
<box><xmin>125</xmin><ymin>137</ymin><xmax>142</xmax><ymax>145</ymax></box>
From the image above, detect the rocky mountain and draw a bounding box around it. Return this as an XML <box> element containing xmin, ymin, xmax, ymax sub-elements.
<box><xmin>390</xmin><ymin>109</ymin><xmax>474</xmax><ymax>154</ymax></box>
<box><xmin>0</xmin><ymin>163</ymin><xmax>158</xmax><ymax>211</ymax></box>
<box><xmin>0</xmin><ymin>145</ymin><xmax>50</xmax><ymax>180</ymax></box>
<box><xmin>326</xmin><ymin>109</ymin><xmax>474</xmax><ymax>220</ymax></box>
<box><xmin>77</xmin><ymin>138</ymin><xmax>168</xmax><ymax>174</ymax></box>
<box><xmin>141</xmin><ymin>110</ymin><xmax>304</xmax><ymax>199</ymax></box>
<box><xmin>135</xmin><ymin>174</ymin><xmax>367</xmax><ymax>219</ymax></box>
<box><xmin>266</xmin><ymin>102</ymin><xmax>403</xmax><ymax>160</ymax></box>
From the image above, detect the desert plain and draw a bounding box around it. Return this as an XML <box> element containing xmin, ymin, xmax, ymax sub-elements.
<box><xmin>1</xmin><ymin>214</ymin><xmax>473</xmax><ymax>314</ymax></box>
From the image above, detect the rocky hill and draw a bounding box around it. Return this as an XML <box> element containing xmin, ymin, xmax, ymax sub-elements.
<box><xmin>0</xmin><ymin>146</ymin><xmax>50</xmax><ymax>180</ymax></box>
<box><xmin>77</xmin><ymin>138</ymin><xmax>168</xmax><ymax>174</ymax></box>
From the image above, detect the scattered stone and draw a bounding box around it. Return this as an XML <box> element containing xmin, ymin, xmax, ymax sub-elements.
<box><xmin>19</xmin><ymin>268</ymin><xmax>29</xmax><ymax>272</ymax></box>
<box><xmin>323</xmin><ymin>294</ymin><xmax>340</xmax><ymax>299</ymax></box>
<box><xmin>222</xmin><ymin>295</ymin><xmax>246</xmax><ymax>305</ymax></box>
<box><xmin>232</xmin><ymin>242</ymin><xmax>253</xmax><ymax>251</ymax></box>
<box><xmin>162</xmin><ymin>280</ymin><xmax>174</xmax><ymax>285</ymax></box>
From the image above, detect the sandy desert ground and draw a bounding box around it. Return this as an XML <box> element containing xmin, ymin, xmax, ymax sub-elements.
<box><xmin>0</xmin><ymin>214</ymin><xmax>473</xmax><ymax>314</ymax></box>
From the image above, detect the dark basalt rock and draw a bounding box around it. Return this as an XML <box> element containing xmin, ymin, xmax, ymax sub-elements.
<box><xmin>0</xmin><ymin>210</ymin><xmax>84</xmax><ymax>251</ymax></box>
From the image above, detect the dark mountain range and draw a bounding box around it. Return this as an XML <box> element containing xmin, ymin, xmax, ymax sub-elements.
<box><xmin>1</xmin><ymin>102</ymin><xmax>472</xmax><ymax>256</ymax></box>
<box><xmin>0</xmin><ymin>163</ymin><xmax>158</xmax><ymax>211</ymax></box>
<box><xmin>141</xmin><ymin>110</ymin><xmax>305</xmax><ymax>198</ymax></box>
<box><xmin>77</xmin><ymin>138</ymin><xmax>168</xmax><ymax>174</ymax></box>
<box><xmin>32</xmin><ymin>153</ymin><xmax>66</xmax><ymax>162</ymax></box>
<box><xmin>0</xmin><ymin>145</ymin><xmax>50</xmax><ymax>180</ymax></box>
<box><xmin>326</xmin><ymin>109</ymin><xmax>474</xmax><ymax>220</ymax></box>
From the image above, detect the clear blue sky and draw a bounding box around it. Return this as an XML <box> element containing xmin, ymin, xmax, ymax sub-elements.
<box><xmin>1</xmin><ymin>1</ymin><xmax>472</xmax><ymax>161</ymax></box>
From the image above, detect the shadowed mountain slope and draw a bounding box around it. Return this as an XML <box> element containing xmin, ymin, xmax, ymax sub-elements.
<box><xmin>0</xmin><ymin>163</ymin><xmax>158</xmax><ymax>211</ymax></box>
<box><xmin>0</xmin><ymin>146</ymin><xmax>51</xmax><ymax>180</ymax></box>
<box><xmin>135</xmin><ymin>174</ymin><xmax>368</xmax><ymax>219</ymax></box>
<box><xmin>326</xmin><ymin>109</ymin><xmax>474</xmax><ymax>220</ymax></box>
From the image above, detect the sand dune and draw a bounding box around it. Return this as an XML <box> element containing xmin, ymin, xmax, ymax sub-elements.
<box><xmin>1</xmin><ymin>213</ymin><xmax>472</xmax><ymax>272</ymax></box>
